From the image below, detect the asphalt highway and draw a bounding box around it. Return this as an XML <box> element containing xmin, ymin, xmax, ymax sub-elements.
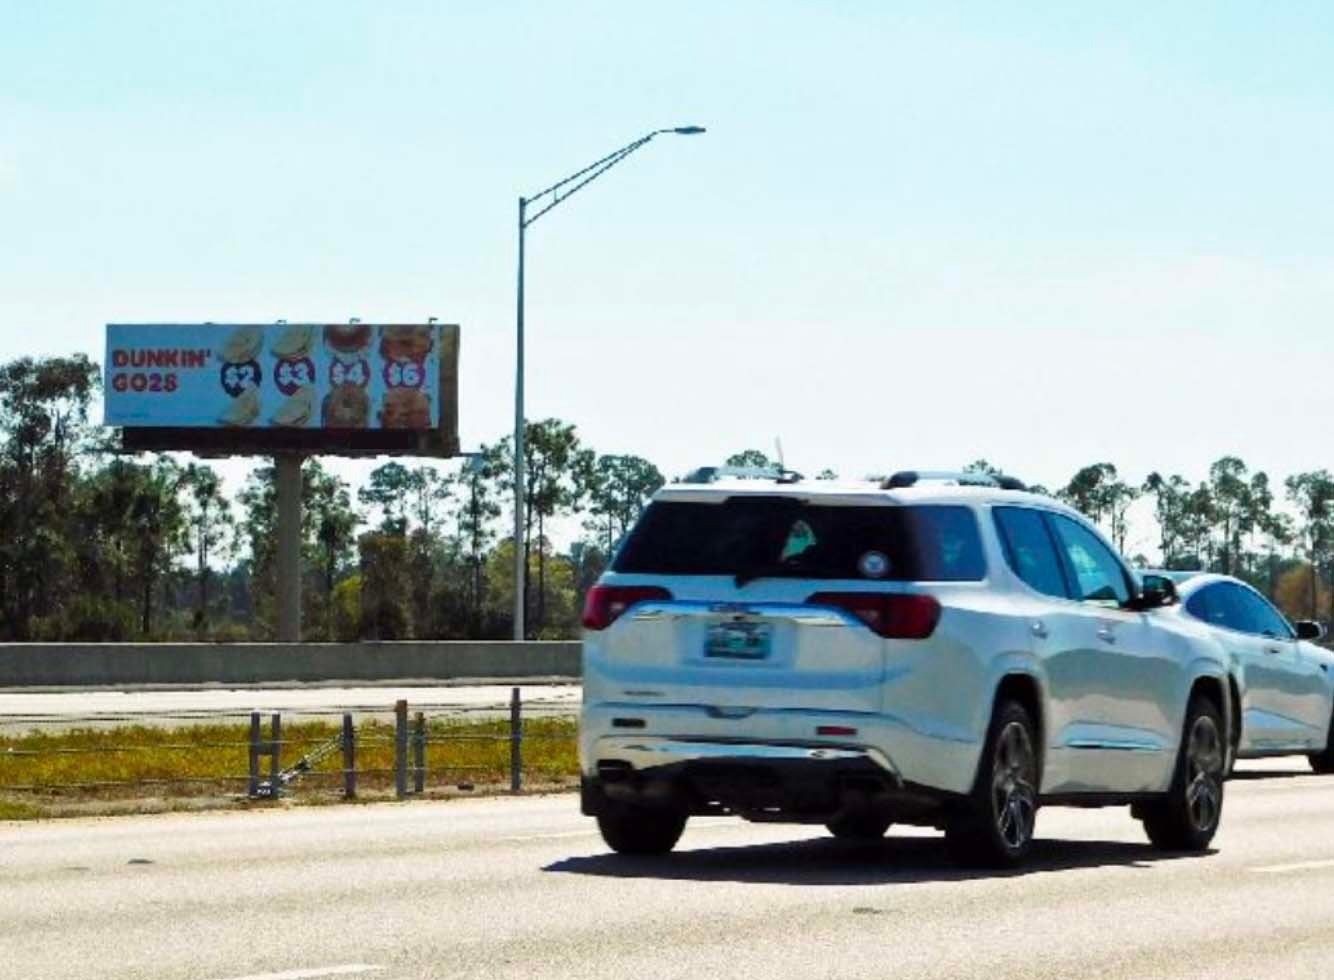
<box><xmin>5</xmin><ymin>756</ymin><xmax>1334</xmax><ymax>980</ymax></box>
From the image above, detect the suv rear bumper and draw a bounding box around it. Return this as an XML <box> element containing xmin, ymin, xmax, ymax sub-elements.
<box><xmin>582</xmin><ymin>733</ymin><xmax>962</xmax><ymax>825</ymax></box>
<box><xmin>582</xmin><ymin>703</ymin><xmax>983</xmax><ymax>799</ymax></box>
<box><xmin>593</xmin><ymin>736</ymin><xmax>897</xmax><ymax>775</ymax></box>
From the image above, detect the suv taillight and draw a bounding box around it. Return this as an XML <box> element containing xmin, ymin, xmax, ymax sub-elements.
<box><xmin>806</xmin><ymin>592</ymin><xmax>941</xmax><ymax>639</ymax></box>
<box><xmin>581</xmin><ymin>585</ymin><xmax>673</xmax><ymax>631</ymax></box>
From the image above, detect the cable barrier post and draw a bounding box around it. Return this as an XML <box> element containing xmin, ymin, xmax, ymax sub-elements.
<box><xmin>248</xmin><ymin>711</ymin><xmax>261</xmax><ymax>799</ymax></box>
<box><xmin>510</xmin><ymin>687</ymin><xmax>523</xmax><ymax>794</ymax></box>
<box><xmin>395</xmin><ymin>699</ymin><xmax>409</xmax><ymax>799</ymax></box>
<box><xmin>413</xmin><ymin>711</ymin><xmax>426</xmax><ymax>795</ymax></box>
<box><xmin>342</xmin><ymin>713</ymin><xmax>357</xmax><ymax>800</ymax></box>
<box><xmin>268</xmin><ymin>713</ymin><xmax>281</xmax><ymax>793</ymax></box>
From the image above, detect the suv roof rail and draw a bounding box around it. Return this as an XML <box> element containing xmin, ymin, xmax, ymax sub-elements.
<box><xmin>682</xmin><ymin>464</ymin><xmax>804</xmax><ymax>485</ymax></box>
<box><xmin>882</xmin><ymin>470</ymin><xmax>1027</xmax><ymax>492</ymax></box>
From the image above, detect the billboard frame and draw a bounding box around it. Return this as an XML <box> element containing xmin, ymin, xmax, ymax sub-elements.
<box><xmin>106</xmin><ymin>322</ymin><xmax>462</xmax><ymax>642</ymax></box>
<box><xmin>109</xmin><ymin>323</ymin><xmax>460</xmax><ymax>458</ymax></box>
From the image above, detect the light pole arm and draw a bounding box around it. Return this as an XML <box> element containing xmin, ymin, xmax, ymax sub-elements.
<box><xmin>521</xmin><ymin>130</ymin><xmax>679</xmax><ymax>227</ymax></box>
<box><xmin>511</xmin><ymin>124</ymin><xmax>704</xmax><ymax>642</ymax></box>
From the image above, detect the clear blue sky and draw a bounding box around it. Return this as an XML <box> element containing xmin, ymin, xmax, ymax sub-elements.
<box><xmin>4</xmin><ymin>3</ymin><xmax>1334</xmax><ymax>555</ymax></box>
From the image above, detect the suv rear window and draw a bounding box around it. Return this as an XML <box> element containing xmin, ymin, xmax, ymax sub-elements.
<box><xmin>613</xmin><ymin>498</ymin><xmax>986</xmax><ymax>582</ymax></box>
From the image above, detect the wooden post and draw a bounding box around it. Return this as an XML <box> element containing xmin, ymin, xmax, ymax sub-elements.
<box><xmin>342</xmin><ymin>713</ymin><xmax>356</xmax><ymax>800</ymax></box>
<box><xmin>510</xmin><ymin>687</ymin><xmax>522</xmax><ymax>794</ymax></box>
<box><xmin>248</xmin><ymin>711</ymin><xmax>261</xmax><ymax>798</ymax></box>
<box><xmin>395</xmin><ymin>699</ymin><xmax>409</xmax><ymax>799</ymax></box>
<box><xmin>269</xmin><ymin>713</ymin><xmax>281</xmax><ymax>795</ymax></box>
<box><xmin>413</xmin><ymin>711</ymin><xmax>426</xmax><ymax>795</ymax></box>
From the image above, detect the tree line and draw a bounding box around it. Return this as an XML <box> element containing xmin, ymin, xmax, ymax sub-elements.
<box><xmin>0</xmin><ymin>356</ymin><xmax>665</xmax><ymax>641</ymax></box>
<box><xmin>2</xmin><ymin>354</ymin><xmax>1333</xmax><ymax>642</ymax></box>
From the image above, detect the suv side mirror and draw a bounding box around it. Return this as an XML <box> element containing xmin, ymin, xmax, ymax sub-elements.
<box><xmin>1296</xmin><ymin>620</ymin><xmax>1327</xmax><ymax>642</ymax></box>
<box><xmin>1132</xmin><ymin>574</ymin><xmax>1178</xmax><ymax>610</ymax></box>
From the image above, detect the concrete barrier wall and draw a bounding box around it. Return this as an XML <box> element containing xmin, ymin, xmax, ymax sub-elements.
<box><xmin>0</xmin><ymin>641</ymin><xmax>582</xmax><ymax>688</ymax></box>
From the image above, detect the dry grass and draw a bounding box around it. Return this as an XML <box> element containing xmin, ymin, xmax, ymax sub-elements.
<box><xmin>0</xmin><ymin>716</ymin><xmax>579</xmax><ymax>820</ymax></box>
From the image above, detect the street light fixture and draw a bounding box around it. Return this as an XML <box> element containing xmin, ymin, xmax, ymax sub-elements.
<box><xmin>512</xmin><ymin>126</ymin><xmax>705</xmax><ymax>640</ymax></box>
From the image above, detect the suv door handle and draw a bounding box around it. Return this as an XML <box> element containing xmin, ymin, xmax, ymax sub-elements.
<box><xmin>1265</xmin><ymin>646</ymin><xmax>1282</xmax><ymax>656</ymax></box>
<box><xmin>1096</xmin><ymin>627</ymin><xmax>1116</xmax><ymax>644</ymax></box>
<box><xmin>1031</xmin><ymin>621</ymin><xmax>1048</xmax><ymax>639</ymax></box>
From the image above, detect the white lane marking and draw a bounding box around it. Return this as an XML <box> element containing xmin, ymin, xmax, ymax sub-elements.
<box><xmin>205</xmin><ymin>965</ymin><xmax>383</xmax><ymax>980</ymax></box>
<box><xmin>1250</xmin><ymin>858</ymin><xmax>1334</xmax><ymax>875</ymax></box>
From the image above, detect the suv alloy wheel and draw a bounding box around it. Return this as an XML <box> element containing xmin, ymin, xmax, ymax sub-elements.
<box><xmin>1139</xmin><ymin>693</ymin><xmax>1225</xmax><ymax>851</ymax></box>
<box><xmin>946</xmin><ymin>699</ymin><xmax>1039</xmax><ymax>868</ymax></box>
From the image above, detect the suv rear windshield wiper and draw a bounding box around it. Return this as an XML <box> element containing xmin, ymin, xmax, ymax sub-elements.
<box><xmin>734</xmin><ymin>561</ymin><xmax>801</xmax><ymax>587</ymax></box>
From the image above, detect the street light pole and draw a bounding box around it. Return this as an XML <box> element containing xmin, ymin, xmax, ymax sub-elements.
<box><xmin>514</xmin><ymin>195</ymin><xmax>527</xmax><ymax>642</ymax></box>
<box><xmin>512</xmin><ymin>126</ymin><xmax>705</xmax><ymax>641</ymax></box>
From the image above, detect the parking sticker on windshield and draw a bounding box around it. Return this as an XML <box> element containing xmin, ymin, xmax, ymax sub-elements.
<box><xmin>858</xmin><ymin>550</ymin><xmax>890</xmax><ymax>579</ymax></box>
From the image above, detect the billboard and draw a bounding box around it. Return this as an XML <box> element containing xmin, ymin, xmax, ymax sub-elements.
<box><xmin>106</xmin><ymin>324</ymin><xmax>459</xmax><ymax>457</ymax></box>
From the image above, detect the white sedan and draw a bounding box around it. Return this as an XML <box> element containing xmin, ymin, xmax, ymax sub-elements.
<box><xmin>1153</xmin><ymin>571</ymin><xmax>1334</xmax><ymax>773</ymax></box>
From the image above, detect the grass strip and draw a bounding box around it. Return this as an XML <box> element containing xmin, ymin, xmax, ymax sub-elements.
<box><xmin>0</xmin><ymin>716</ymin><xmax>579</xmax><ymax>820</ymax></box>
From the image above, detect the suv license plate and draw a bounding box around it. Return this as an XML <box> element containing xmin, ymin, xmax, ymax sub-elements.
<box><xmin>705</xmin><ymin>621</ymin><xmax>772</xmax><ymax>659</ymax></box>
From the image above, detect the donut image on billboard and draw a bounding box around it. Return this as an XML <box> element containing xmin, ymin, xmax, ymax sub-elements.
<box><xmin>268</xmin><ymin>325</ymin><xmax>317</xmax><ymax>427</ymax></box>
<box><xmin>322</xmin><ymin>324</ymin><xmax>373</xmax><ymax>429</ymax></box>
<box><xmin>378</xmin><ymin>326</ymin><xmax>434</xmax><ymax>429</ymax></box>
<box><xmin>218</xmin><ymin>326</ymin><xmax>264</xmax><ymax>426</ymax></box>
<box><xmin>269</xmin><ymin>387</ymin><xmax>313</xmax><ymax>428</ymax></box>
<box><xmin>325</xmin><ymin>324</ymin><xmax>373</xmax><ymax>383</ymax></box>
<box><xmin>322</xmin><ymin>383</ymin><xmax>370</xmax><ymax>429</ymax></box>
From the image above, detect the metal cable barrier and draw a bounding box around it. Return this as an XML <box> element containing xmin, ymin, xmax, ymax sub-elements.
<box><xmin>0</xmin><ymin>689</ymin><xmax>579</xmax><ymax>804</ymax></box>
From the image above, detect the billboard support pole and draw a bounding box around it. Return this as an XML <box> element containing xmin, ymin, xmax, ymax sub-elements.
<box><xmin>275</xmin><ymin>453</ymin><xmax>304</xmax><ymax>642</ymax></box>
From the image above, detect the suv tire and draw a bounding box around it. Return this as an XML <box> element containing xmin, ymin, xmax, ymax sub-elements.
<box><xmin>826</xmin><ymin>813</ymin><xmax>893</xmax><ymax>841</ymax></box>
<box><xmin>945</xmin><ymin>699</ymin><xmax>1039</xmax><ymax>868</ymax></box>
<box><xmin>1141</xmin><ymin>693</ymin><xmax>1225</xmax><ymax>851</ymax></box>
<box><xmin>1308</xmin><ymin>708</ymin><xmax>1334</xmax><ymax>774</ymax></box>
<box><xmin>597</xmin><ymin>804</ymin><xmax>687</xmax><ymax>856</ymax></box>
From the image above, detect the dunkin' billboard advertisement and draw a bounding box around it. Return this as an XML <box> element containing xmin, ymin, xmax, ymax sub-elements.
<box><xmin>104</xmin><ymin>324</ymin><xmax>459</xmax><ymax>434</ymax></box>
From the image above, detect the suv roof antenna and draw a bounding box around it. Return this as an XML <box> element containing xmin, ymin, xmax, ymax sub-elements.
<box><xmin>682</xmin><ymin>463</ymin><xmax>805</xmax><ymax>484</ymax></box>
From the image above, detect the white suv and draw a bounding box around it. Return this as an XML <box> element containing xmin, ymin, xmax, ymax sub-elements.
<box><xmin>579</xmin><ymin>468</ymin><xmax>1232</xmax><ymax>866</ymax></box>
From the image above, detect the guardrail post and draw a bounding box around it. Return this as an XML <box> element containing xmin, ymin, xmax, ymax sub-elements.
<box><xmin>510</xmin><ymin>687</ymin><xmax>522</xmax><ymax>794</ymax></box>
<box><xmin>395</xmin><ymin>699</ymin><xmax>409</xmax><ymax>799</ymax></box>
<box><xmin>269</xmin><ymin>713</ymin><xmax>281</xmax><ymax>795</ymax></box>
<box><xmin>248</xmin><ymin>711</ymin><xmax>261</xmax><ymax>798</ymax></box>
<box><xmin>342</xmin><ymin>713</ymin><xmax>357</xmax><ymax>800</ymax></box>
<box><xmin>413</xmin><ymin>712</ymin><xmax>426</xmax><ymax>795</ymax></box>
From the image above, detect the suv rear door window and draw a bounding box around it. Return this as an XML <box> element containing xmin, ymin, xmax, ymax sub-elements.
<box><xmin>613</xmin><ymin>498</ymin><xmax>986</xmax><ymax>582</ymax></box>
<box><xmin>1225</xmin><ymin>584</ymin><xmax>1294</xmax><ymax>638</ymax></box>
<box><xmin>1244</xmin><ymin>589</ymin><xmax>1295</xmax><ymax>639</ymax></box>
<box><xmin>993</xmin><ymin>507</ymin><xmax>1069</xmax><ymax>598</ymax></box>
<box><xmin>1047</xmin><ymin>514</ymin><xmax>1131</xmax><ymax>606</ymax></box>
